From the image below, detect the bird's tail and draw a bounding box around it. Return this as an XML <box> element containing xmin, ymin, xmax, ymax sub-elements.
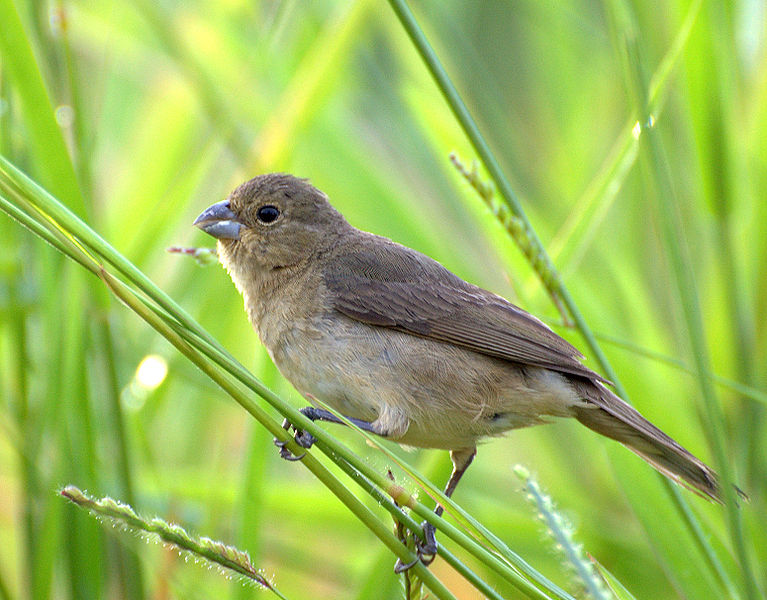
<box><xmin>571</xmin><ymin>381</ymin><xmax>743</xmax><ymax>503</ymax></box>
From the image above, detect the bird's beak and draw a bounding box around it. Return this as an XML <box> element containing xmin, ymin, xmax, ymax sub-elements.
<box><xmin>193</xmin><ymin>200</ymin><xmax>242</xmax><ymax>240</ymax></box>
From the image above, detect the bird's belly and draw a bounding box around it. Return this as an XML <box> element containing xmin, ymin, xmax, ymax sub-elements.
<box><xmin>263</xmin><ymin>313</ymin><xmax>580</xmax><ymax>450</ymax></box>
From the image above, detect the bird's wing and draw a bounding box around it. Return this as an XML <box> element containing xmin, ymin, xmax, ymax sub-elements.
<box><xmin>323</xmin><ymin>241</ymin><xmax>609</xmax><ymax>383</ymax></box>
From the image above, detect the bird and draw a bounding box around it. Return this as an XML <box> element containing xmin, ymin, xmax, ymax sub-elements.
<box><xmin>194</xmin><ymin>172</ymin><xmax>732</xmax><ymax>564</ymax></box>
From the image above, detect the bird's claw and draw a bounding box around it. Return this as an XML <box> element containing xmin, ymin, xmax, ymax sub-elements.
<box><xmin>393</xmin><ymin>556</ymin><xmax>419</xmax><ymax>573</ymax></box>
<box><xmin>416</xmin><ymin>521</ymin><xmax>438</xmax><ymax>565</ymax></box>
<box><xmin>273</xmin><ymin>417</ymin><xmax>316</xmax><ymax>461</ymax></box>
<box><xmin>273</xmin><ymin>439</ymin><xmax>305</xmax><ymax>461</ymax></box>
<box><xmin>392</xmin><ymin>521</ymin><xmax>438</xmax><ymax>573</ymax></box>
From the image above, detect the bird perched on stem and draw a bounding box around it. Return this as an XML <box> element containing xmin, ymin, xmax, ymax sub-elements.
<box><xmin>195</xmin><ymin>173</ymin><xmax>738</xmax><ymax>566</ymax></box>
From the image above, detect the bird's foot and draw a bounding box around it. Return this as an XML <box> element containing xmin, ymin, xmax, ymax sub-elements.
<box><xmin>417</xmin><ymin>521</ymin><xmax>438</xmax><ymax>564</ymax></box>
<box><xmin>393</xmin><ymin>521</ymin><xmax>438</xmax><ymax>573</ymax></box>
<box><xmin>273</xmin><ymin>417</ymin><xmax>316</xmax><ymax>461</ymax></box>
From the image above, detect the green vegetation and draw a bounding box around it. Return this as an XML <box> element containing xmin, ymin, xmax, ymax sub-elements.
<box><xmin>1</xmin><ymin>1</ymin><xmax>765</xmax><ymax>598</ymax></box>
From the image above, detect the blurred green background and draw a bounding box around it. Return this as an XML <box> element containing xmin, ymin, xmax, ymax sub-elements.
<box><xmin>1</xmin><ymin>0</ymin><xmax>766</xmax><ymax>598</ymax></box>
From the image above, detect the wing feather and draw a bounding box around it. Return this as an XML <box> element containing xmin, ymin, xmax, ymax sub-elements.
<box><xmin>323</xmin><ymin>241</ymin><xmax>609</xmax><ymax>384</ymax></box>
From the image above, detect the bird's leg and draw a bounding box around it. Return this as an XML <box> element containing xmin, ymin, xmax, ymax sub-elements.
<box><xmin>274</xmin><ymin>406</ymin><xmax>381</xmax><ymax>460</ymax></box>
<box><xmin>417</xmin><ymin>447</ymin><xmax>476</xmax><ymax>564</ymax></box>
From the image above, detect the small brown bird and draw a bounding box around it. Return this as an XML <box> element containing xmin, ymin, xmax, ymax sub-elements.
<box><xmin>195</xmin><ymin>173</ymin><xmax>728</xmax><ymax>561</ymax></box>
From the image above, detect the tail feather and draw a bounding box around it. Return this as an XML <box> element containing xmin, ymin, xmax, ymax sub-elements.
<box><xmin>571</xmin><ymin>381</ymin><xmax>743</xmax><ymax>503</ymax></box>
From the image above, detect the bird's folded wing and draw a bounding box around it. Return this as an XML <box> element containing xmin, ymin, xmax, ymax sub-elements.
<box><xmin>323</xmin><ymin>248</ymin><xmax>608</xmax><ymax>383</ymax></box>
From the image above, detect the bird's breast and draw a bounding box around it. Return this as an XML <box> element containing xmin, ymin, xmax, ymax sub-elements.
<box><xmin>261</xmin><ymin>309</ymin><xmax>383</xmax><ymax>423</ymax></box>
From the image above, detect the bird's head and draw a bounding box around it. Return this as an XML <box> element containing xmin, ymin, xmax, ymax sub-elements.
<box><xmin>194</xmin><ymin>173</ymin><xmax>350</xmax><ymax>287</ymax></box>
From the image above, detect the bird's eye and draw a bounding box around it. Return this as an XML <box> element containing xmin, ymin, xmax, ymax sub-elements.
<box><xmin>256</xmin><ymin>205</ymin><xmax>280</xmax><ymax>224</ymax></box>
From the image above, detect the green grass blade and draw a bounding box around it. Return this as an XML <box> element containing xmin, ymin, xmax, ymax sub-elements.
<box><xmin>308</xmin><ymin>397</ymin><xmax>576</xmax><ymax>600</ymax></box>
<box><xmin>602</xmin><ymin>1</ymin><xmax>759</xmax><ymax>597</ymax></box>
<box><xmin>0</xmin><ymin>0</ymin><xmax>84</xmax><ymax>214</ymax></box>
